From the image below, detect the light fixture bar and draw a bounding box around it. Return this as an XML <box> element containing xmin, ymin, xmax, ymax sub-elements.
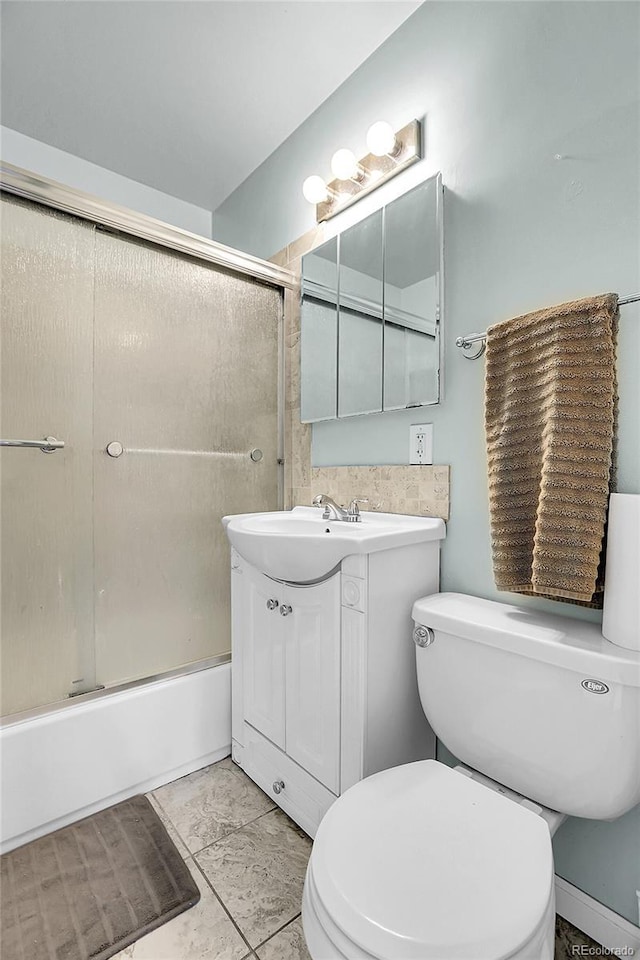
<box><xmin>315</xmin><ymin>119</ymin><xmax>422</xmax><ymax>223</ymax></box>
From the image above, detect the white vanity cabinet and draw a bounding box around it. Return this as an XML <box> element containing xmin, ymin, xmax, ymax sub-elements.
<box><xmin>242</xmin><ymin>563</ymin><xmax>341</xmax><ymax>792</ymax></box>
<box><xmin>230</xmin><ymin>536</ymin><xmax>442</xmax><ymax>838</ymax></box>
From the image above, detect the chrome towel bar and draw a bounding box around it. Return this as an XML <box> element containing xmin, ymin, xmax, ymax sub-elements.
<box><xmin>0</xmin><ymin>436</ymin><xmax>64</xmax><ymax>453</ymax></box>
<box><xmin>456</xmin><ymin>292</ymin><xmax>640</xmax><ymax>359</ymax></box>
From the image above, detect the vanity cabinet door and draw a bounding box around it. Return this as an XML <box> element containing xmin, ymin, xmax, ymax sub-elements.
<box><xmin>243</xmin><ymin>565</ymin><xmax>286</xmax><ymax>750</ymax></box>
<box><xmin>284</xmin><ymin>576</ymin><xmax>341</xmax><ymax>793</ymax></box>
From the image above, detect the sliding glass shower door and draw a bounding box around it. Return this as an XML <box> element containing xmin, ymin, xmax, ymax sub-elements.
<box><xmin>1</xmin><ymin>199</ymin><xmax>97</xmax><ymax>714</ymax></box>
<box><xmin>92</xmin><ymin>231</ymin><xmax>281</xmax><ymax>684</ymax></box>
<box><xmin>0</xmin><ymin>195</ymin><xmax>281</xmax><ymax>717</ymax></box>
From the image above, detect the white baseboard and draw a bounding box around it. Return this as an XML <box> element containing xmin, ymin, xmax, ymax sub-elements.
<box><xmin>0</xmin><ymin>663</ymin><xmax>231</xmax><ymax>853</ymax></box>
<box><xmin>556</xmin><ymin>876</ymin><xmax>640</xmax><ymax>954</ymax></box>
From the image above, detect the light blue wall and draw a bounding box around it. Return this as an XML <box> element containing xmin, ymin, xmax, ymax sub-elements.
<box><xmin>214</xmin><ymin>1</ymin><xmax>640</xmax><ymax>926</ymax></box>
<box><xmin>1</xmin><ymin>126</ymin><xmax>213</xmax><ymax>237</ymax></box>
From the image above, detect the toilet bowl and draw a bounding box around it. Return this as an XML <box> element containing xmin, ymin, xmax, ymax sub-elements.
<box><xmin>302</xmin><ymin>591</ymin><xmax>640</xmax><ymax>960</ymax></box>
<box><xmin>303</xmin><ymin>760</ymin><xmax>556</xmax><ymax>960</ymax></box>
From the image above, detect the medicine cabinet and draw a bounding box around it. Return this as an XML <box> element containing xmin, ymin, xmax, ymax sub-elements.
<box><xmin>300</xmin><ymin>172</ymin><xmax>443</xmax><ymax>422</ymax></box>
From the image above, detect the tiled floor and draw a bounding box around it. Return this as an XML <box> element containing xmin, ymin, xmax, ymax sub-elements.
<box><xmin>112</xmin><ymin>756</ymin><xmax>603</xmax><ymax>960</ymax></box>
<box><xmin>555</xmin><ymin>916</ymin><xmax>603</xmax><ymax>960</ymax></box>
<box><xmin>113</xmin><ymin>757</ymin><xmax>311</xmax><ymax>960</ymax></box>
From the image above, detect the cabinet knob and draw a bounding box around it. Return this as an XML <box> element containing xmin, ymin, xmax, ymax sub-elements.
<box><xmin>272</xmin><ymin>779</ymin><xmax>285</xmax><ymax>794</ymax></box>
<box><xmin>279</xmin><ymin>604</ymin><xmax>293</xmax><ymax>617</ymax></box>
<box><xmin>266</xmin><ymin>598</ymin><xmax>279</xmax><ymax>610</ymax></box>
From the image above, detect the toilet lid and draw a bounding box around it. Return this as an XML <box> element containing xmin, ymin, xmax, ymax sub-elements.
<box><xmin>310</xmin><ymin>761</ymin><xmax>554</xmax><ymax>960</ymax></box>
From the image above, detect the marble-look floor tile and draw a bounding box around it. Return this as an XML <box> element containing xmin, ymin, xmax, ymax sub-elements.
<box><xmin>196</xmin><ymin>808</ymin><xmax>312</xmax><ymax>947</ymax></box>
<box><xmin>152</xmin><ymin>758</ymin><xmax>275</xmax><ymax>854</ymax></box>
<box><xmin>256</xmin><ymin>917</ymin><xmax>311</xmax><ymax>960</ymax></box>
<box><xmin>146</xmin><ymin>792</ymin><xmax>190</xmax><ymax>859</ymax></box>
<box><xmin>112</xmin><ymin>858</ymin><xmax>249</xmax><ymax>960</ymax></box>
<box><xmin>555</xmin><ymin>915</ymin><xmax>602</xmax><ymax>959</ymax></box>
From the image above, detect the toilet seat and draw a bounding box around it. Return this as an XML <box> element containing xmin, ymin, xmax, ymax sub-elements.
<box><xmin>303</xmin><ymin>869</ymin><xmax>556</xmax><ymax>960</ymax></box>
<box><xmin>307</xmin><ymin>760</ymin><xmax>555</xmax><ymax>960</ymax></box>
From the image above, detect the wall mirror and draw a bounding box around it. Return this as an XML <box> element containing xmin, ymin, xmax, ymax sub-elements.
<box><xmin>300</xmin><ymin>172</ymin><xmax>443</xmax><ymax>423</ymax></box>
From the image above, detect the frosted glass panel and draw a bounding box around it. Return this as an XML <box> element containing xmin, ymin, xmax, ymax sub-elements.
<box><xmin>1</xmin><ymin>197</ymin><xmax>280</xmax><ymax>713</ymax></box>
<box><xmin>93</xmin><ymin>234</ymin><xmax>281</xmax><ymax>685</ymax></box>
<box><xmin>0</xmin><ymin>197</ymin><xmax>95</xmax><ymax>716</ymax></box>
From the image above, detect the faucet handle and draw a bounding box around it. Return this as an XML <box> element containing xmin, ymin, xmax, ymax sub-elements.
<box><xmin>347</xmin><ymin>498</ymin><xmax>368</xmax><ymax>520</ymax></box>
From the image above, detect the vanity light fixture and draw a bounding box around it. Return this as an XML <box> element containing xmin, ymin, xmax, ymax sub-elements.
<box><xmin>302</xmin><ymin>175</ymin><xmax>338</xmax><ymax>205</ymax></box>
<box><xmin>366</xmin><ymin>120</ymin><xmax>402</xmax><ymax>158</ymax></box>
<box><xmin>302</xmin><ymin>118</ymin><xmax>422</xmax><ymax>223</ymax></box>
<box><xmin>330</xmin><ymin>148</ymin><xmax>366</xmax><ymax>183</ymax></box>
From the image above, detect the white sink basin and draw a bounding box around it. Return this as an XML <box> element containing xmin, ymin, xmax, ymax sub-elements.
<box><xmin>223</xmin><ymin>506</ymin><xmax>446</xmax><ymax>582</ymax></box>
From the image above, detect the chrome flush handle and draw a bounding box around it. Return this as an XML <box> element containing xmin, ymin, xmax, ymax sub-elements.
<box><xmin>413</xmin><ymin>626</ymin><xmax>435</xmax><ymax>647</ymax></box>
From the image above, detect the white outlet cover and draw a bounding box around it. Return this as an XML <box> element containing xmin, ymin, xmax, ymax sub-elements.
<box><xmin>409</xmin><ymin>423</ymin><xmax>433</xmax><ymax>465</ymax></box>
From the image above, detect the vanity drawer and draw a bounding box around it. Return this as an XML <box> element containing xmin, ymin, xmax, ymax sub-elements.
<box><xmin>241</xmin><ymin>722</ymin><xmax>337</xmax><ymax>838</ymax></box>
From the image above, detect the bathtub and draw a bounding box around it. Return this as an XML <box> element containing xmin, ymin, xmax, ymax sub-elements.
<box><xmin>0</xmin><ymin>658</ymin><xmax>231</xmax><ymax>852</ymax></box>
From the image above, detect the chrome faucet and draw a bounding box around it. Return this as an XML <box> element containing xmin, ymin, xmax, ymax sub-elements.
<box><xmin>312</xmin><ymin>494</ymin><xmax>368</xmax><ymax>522</ymax></box>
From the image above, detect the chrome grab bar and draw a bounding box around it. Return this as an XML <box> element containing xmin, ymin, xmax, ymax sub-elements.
<box><xmin>0</xmin><ymin>436</ymin><xmax>64</xmax><ymax>453</ymax></box>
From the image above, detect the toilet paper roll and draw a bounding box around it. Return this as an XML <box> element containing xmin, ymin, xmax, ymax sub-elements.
<box><xmin>602</xmin><ymin>493</ymin><xmax>640</xmax><ymax>651</ymax></box>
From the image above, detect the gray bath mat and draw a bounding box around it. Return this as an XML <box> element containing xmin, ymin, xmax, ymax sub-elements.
<box><xmin>0</xmin><ymin>794</ymin><xmax>200</xmax><ymax>960</ymax></box>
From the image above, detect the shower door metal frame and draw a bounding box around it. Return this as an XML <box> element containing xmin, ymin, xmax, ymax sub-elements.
<box><xmin>0</xmin><ymin>162</ymin><xmax>294</xmax><ymax>289</ymax></box>
<box><xmin>0</xmin><ymin>162</ymin><xmax>295</xmax><ymax>721</ymax></box>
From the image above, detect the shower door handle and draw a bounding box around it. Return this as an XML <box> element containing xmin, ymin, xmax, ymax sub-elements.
<box><xmin>0</xmin><ymin>436</ymin><xmax>64</xmax><ymax>454</ymax></box>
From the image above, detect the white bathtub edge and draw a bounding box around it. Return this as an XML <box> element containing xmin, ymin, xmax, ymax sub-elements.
<box><xmin>0</xmin><ymin>662</ymin><xmax>231</xmax><ymax>853</ymax></box>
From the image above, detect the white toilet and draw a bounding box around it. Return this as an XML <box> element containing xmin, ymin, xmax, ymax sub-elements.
<box><xmin>302</xmin><ymin>591</ymin><xmax>640</xmax><ymax>960</ymax></box>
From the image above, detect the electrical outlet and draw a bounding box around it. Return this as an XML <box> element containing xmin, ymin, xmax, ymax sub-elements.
<box><xmin>409</xmin><ymin>424</ymin><xmax>433</xmax><ymax>465</ymax></box>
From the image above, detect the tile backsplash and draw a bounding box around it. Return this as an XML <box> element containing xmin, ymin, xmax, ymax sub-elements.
<box><xmin>293</xmin><ymin>465</ymin><xmax>450</xmax><ymax>520</ymax></box>
<box><xmin>274</xmin><ymin>235</ymin><xmax>450</xmax><ymax>523</ymax></box>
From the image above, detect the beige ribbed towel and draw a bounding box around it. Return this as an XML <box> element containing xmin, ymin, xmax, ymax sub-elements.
<box><xmin>485</xmin><ymin>293</ymin><xmax>618</xmax><ymax>607</ymax></box>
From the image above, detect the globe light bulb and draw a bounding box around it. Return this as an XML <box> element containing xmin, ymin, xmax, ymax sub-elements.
<box><xmin>331</xmin><ymin>148</ymin><xmax>359</xmax><ymax>181</ymax></box>
<box><xmin>302</xmin><ymin>175</ymin><xmax>329</xmax><ymax>204</ymax></box>
<box><xmin>366</xmin><ymin>121</ymin><xmax>398</xmax><ymax>157</ymax></box>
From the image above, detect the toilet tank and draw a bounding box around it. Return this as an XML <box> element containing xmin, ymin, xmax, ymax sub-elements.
<box><xmin>412</xmin><ymin>593</ymin><xmax>640</xmax><ymax>820</ymax></box>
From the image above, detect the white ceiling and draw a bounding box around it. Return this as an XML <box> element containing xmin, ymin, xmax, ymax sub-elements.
<box><xmin>0</xmin><ymin>1</ymin><xmax>421</xmax><ymax>211</ymax></box>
